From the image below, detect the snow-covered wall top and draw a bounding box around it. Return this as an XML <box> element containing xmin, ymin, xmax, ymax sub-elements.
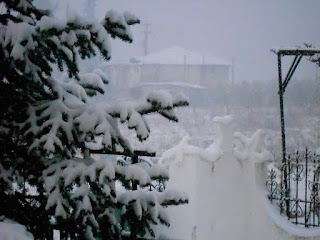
<box><xmin>130</xmin><ymin>46</ymin><xmax>231</xmax><ymax>66</ymax></box>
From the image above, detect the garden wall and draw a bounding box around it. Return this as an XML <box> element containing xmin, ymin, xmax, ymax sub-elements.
<box><xmin>156</xmin><ymin>116</ymin><xmax>320</xmax><ymax>240</ymax></box>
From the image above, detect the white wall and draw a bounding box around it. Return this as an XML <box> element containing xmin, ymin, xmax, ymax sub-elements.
<box><xmin>157</xmin><ymin>117</ymin><xmax>320</xmax><ymax>240</ymax></box>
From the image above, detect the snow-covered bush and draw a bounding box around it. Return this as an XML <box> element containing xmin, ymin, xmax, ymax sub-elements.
<box><xmin>0</xmin><ymin>1</ymin><xmax>188</xmax><ymax>239</ymax></box>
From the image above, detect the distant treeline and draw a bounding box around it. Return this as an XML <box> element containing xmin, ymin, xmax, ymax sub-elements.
<box><xmin>189</xmin><ymin>78</ymin><xmax>320</xmax><ymax>111</ymax></box>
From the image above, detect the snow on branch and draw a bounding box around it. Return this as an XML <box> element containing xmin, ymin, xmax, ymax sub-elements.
<box><xmin>102</xmin><ymin>10</ymin><xmax>140</xmax><ymax>43</ymax></box>
<box><xmin>22</xmin><ymin>82</ymin><xmax>188</xmax><ymax>155</ymax></box>
<box><xmin>118</xmin><ymin>188</ymin><xmax>188</xmax><ymax>236</ymax></box>
<box><xmin>43</xmin><ymin>157</ymin><xmax>116</xmax><ymax>225</ymax></box>
<box><xmin>3</xmin><ymin>0</ymin><xmax>49</xmax><ymax>23</ymax></box>
<box><xmin>0</xmin><ymin>10</ymin><xmax>138</xmax><ymax>85</ymax></box>
<box><xmin>123</xmin><ymin>11</ymin><xmax>140</xmax><ymax>25</ymax></box>
<box><xmin>42</xmin><ymin>155</ymin><xmax>175</xmax><ymax>236</ymax></box>
<box><xmin>130</xmin><ymin>91</ymin><xmax>188</xmax><ymax>122</ymax></box>
<box><xmin>2</xmin><ymin>7</ymin><xmax>187</xmax><ymax>156</ymax></box>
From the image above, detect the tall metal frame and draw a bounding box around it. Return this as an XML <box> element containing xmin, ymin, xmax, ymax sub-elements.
<box><xmin>273</xmin><ymin>48</ymin><xmax>320</xmax><ymax>215</ymax></box>
<box><xmin>273</xmin><ymin>48</ymin><xmax>320</xmax><ymax>163</ymax></box>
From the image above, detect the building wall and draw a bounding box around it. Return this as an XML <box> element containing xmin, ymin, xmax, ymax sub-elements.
<box><xmin>104</xmin><ymin>64</ymin><xmax>140</xmax><ymax>89</ymax></box>
<box><xmin>199</xmin><ymin>65</ymin><xmax>230</xmax><ymax>89</ymax></box>
<box><xmin>104</xmin><ymin>64</ymin><xmax>230</xmax><ymax>90</ymax></box>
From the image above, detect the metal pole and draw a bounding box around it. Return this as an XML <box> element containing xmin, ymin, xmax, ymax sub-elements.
<box><xmin>282</xmin><ymin>55</ymin><xmax>303</xmax><ymax>91</ymax></box>
<box><xmin>278</xmin><ymin>53</ymin><xmax>289</xmax><ymax>215</ymax></box>
<box><xmin>278</xmin><ymin>53</ymin><xmax>286</xmax><ymax>163</ymax></box>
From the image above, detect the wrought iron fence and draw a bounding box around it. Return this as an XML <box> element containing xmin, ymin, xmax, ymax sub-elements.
<box><xmin>267</xmin><ymin>149</ymin><xmax>320</xmax><ymax>227</ymax></box>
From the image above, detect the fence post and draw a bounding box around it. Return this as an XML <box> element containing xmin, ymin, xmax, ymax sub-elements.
<box><xmin>305</xmin><ymin>148</ymin><xmax>308</xmax><ymax>227</ymax></box>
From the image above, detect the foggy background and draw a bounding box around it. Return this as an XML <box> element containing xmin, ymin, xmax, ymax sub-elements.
<box><xmin>35</xmin><ymin>0</ymin><xmax>320</xmax><ymax>157</ymax></box>
<box><xmin>41</xmin><ymin>0</ymin><xmax>320</xmax><ymax>83</ymax></box>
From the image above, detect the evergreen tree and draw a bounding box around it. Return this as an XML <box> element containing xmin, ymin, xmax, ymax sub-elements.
<box><xmin>0</xmin><ymin>1</ymin><xmax>188</xmax><ymax>239</ymax></box>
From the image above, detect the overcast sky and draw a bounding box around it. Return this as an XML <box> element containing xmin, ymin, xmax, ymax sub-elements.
<box><xmin>54</xmin><ymin>0</ymin><xmax>320</xmax><ymax>83</ymax></box>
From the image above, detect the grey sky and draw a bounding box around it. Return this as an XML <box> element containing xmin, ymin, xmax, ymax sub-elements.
<box><xmin>63</xmin><ymin>0</ymin><xmax>320</xmax><ymax>83</ymax></box>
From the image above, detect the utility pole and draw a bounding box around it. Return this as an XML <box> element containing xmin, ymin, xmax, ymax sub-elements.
<box><xmin>232</xmin><ymin>58</ymin><xmax>235</xmax><ymax>87</ymax></box>
<box><xmin>141</xmin><ymin>23</ymin><xmax>151</xmax><ymax>56</ymax></box>
<box><xmin>230</xmin><ymin>58</ymin><xmax>235</xmax><ymax>110</ymax></box>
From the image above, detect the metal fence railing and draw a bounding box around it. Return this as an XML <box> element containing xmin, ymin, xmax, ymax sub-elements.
<box><xmin>267</xmin><ymin>149</ymin><xmax>320</xmax><ymax>227</ymax></box>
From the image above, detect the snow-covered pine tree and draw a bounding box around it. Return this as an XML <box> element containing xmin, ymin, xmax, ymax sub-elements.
<box><xmin>0</xmin><ymin>1</ymin><xmax>188</xmax><ymax>239</ymax></box>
